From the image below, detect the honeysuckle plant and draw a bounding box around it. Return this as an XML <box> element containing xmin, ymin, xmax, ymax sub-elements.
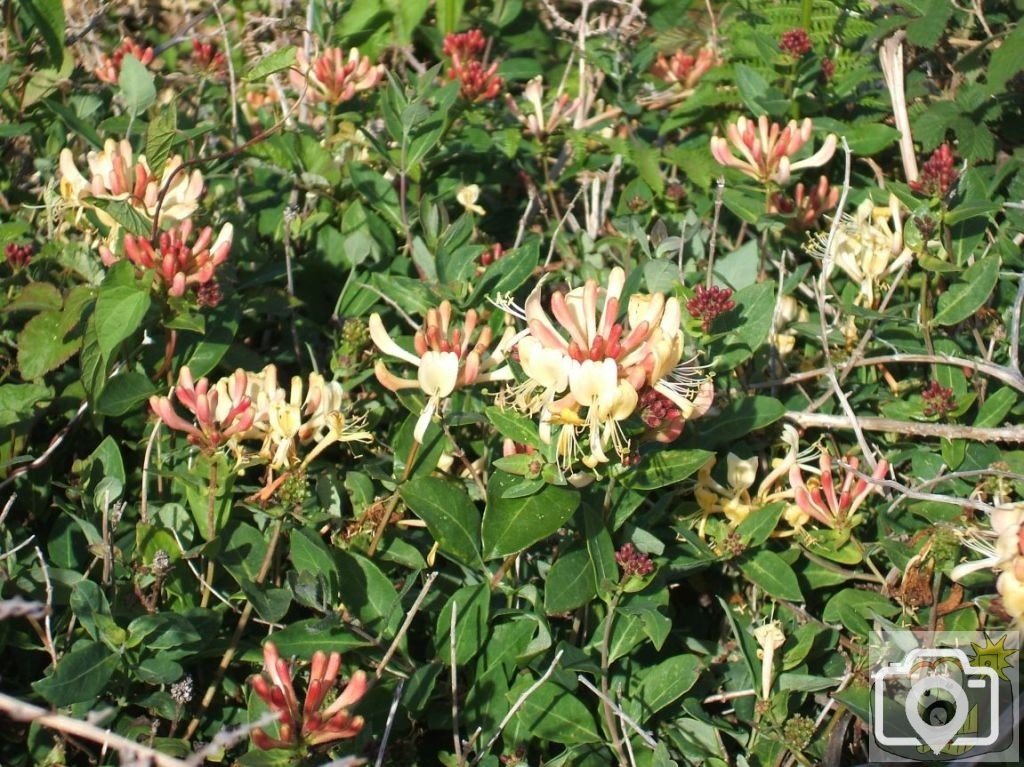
<box><xmin>3</xmin><ymin>3</ymin><xmax>1024</xmax><ymax>767</ymax></box>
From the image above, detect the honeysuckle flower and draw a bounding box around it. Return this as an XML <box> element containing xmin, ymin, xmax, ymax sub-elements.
<box><xmin>754</xmin><ymin>621</ymin><xmax>786</xmax><ymax>700</ymax></box>
<box><xmin>443</xmin><ymin>30</ymin><xmax>502</xmax><ymax>102</ymax></box>
<box><xmin>710</xmin><ymin>115</ymin><xmax>837</xmax><ymax>186</ymax></box>
<box><xmin>249</xmin><ymin>367</ymin><xmax>373</xmax><ymax>470</ymax></box>
<box><xmin>291</xmin><ymin>46</ymin><xmax>384</xmax><ymax>105</ymax></box>
<box><xmin>149</xmin><ymin>367</ymin><xmax>254</xmax><ymax>454</ymax></box>
<box><xmin>807</xmin><ymin>195</ymin><xmax>913</xmax><ymax>307</ymax></box>
<box><xmin>951</xmin><ymin>504</ymin><xmax>1024</xmax><ymax>625</ymax></box>
<box><xmin>58</xmin><ymin>139</ymin><xmax>205</xmax><ymax>235</ymax></box>
<box><xmin>506</xmin><ymin>76</ymin><xmax>579</xmax><ymax>138</ymax></box>
<box><xmin>696</xmin><ymin>425</ymin><xmax>808</xmax><ymax>535</ymax></box>
<box><xmin>769</xmin><ymin>175</ymin><xmax>839</xmax><ymax>230</ymax></box>
<box><xmin>250</xmin><ymin>641</ymin><xmax>367</xmax><ymax>750</ymax></box>
<box><xmin>370</xmin><ymin>303</ymin><xmax>514</xmax><ymax>442</ymax></box>
<box><xmin>498</xmin><ymin>266</ymin><xmax>712</xmax><ymax>470</ymax></box>
<box><xmin>95</xmin><ymin>37</ymin><xmax>155</xmax><ymax>84</ymax></box>
<box><xmin>103</xmin><ymin>220</ymin><xmax>233</xmax><ymax>298</ymax></box>
<box><xmin>457</xmin><ymin>185</ymin><xmax>486</xmax><ymax>216</ymax></box>
<box><xmin>650</xmin><ymin>46</ymin><xmax>717</xmax><ymax>89</ymax></box>
<box><xmin>789</xmin><ymin>450</ymin><xmax>889</xmax><ymax>528</ymax></box>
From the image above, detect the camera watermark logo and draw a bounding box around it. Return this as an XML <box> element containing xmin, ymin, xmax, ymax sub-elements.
<box><xmin>870</xmin><ymin>630</ymin><xmax>1019</xmax><ymax>763</ymax></box>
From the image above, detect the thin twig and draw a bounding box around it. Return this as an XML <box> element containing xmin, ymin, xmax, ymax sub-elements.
<box><xmin>704</xmin><ymin>176</ymin><xmax>725</xmax><ymax>285</ymax></box>
<box><xmin>450</xmin><ymin>602</ymin><xmax>463</xmax><ymax>764</ymax></box>
<box><xmin>785</xmin><ymin>410</ymin><xmax>1024</xmax><ymax>444</ymax></box>
<box><xmin>576</xmin><ymin>675</ymin><xmax>658</xmax><ymax>748</ymax></box>
<box><xmin>0</xmin><ymin>399</ymin><xmax>90</xmax><ymax>492</ymax></box>
<box><xmin>0</xmin><ymin>692</ymin><xmax>192</xmax><ymax>767</ymax></box>
<box><xmin>374</xmin><ymin>678</ymin><xmax>406</xmax><ymax>767</ymax></box>
<box><xmin>140</xmin><ymin>421</ymin><xmax>161</xmax><ymax>524</ymax></box>
<box><xmin>1010</xmin><ymin>273</ymin><xmax>1024</xmax><ymax>373</ymax></box>
<box><xmin>375</xmin><ymin>572</ymin><xmax>439</xmax><ymax>679</ymax></box>
<box><xmin>34</xmin><ymin>546</ymin><xmax>57</xmax><ymax>666</ymax></box>
<box><xmin>468</xmin><ymin>650</ymin><xmax>564</xmax><ymax>767</ymax></box>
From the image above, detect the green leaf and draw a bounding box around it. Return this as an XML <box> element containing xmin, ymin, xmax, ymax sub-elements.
<box><xmin>688</xmin><ymin>396</ymin><xmax>785</xmax><ymax>449</ymax></box>
<box><xmin>267</xmin><ymin>618</ymin><xmax>372</xmax><ymax>659</ymax></box>
<box><xmin>543</xmin><ymin>547</ymin><xmax>596</xmax><ymax>613</ymax></box>
<box><xmin>822</xmin><ymin>588</ymin><xmax>899</xmax><ymax>636</ymax></box>
<box><xmin>582</xmin><ymin>507</ymin><xmax>618</xmax><ymax>596</ymax></box>
<box><xmin>243</xmin><ymin>46</ymin><xmax>297</xmax><ymax>82</ymax></box>
<box><xmin>95</xmin><ymin>372</ymin><xmax>157</xmax><ymax>416</ymax></box>
<box><xmin>32</xmin><ymin>641</ymin><xmax>119</xmax><ymax>706</ymax></box>
<box><xmin>509</xmin><ymin>677</ymin><xmax>602</xmax><ymax>745</ymax></box>
<box><xmin>436</xmin><ymin>584</ymin><xmax>490</xmax><ymax>665</ymax></box>
<box><xmin>735</xmin><ymin>502</ymin><xmax>786</xmax><ymax>547</ymax></box>
<box><xmin>436</xmin><ymin>0</ymin><xmax>467</xmax><ymax>35</ymax></box>
<box><xmin>4</xmin><ymin>282</ymin><xmax>63</xmax><ymax>313</ymax></box>
<box><xmin>484</xmin><ymin>406</ymin><xmax>545</xmax><ymax>450</ymax></box>
<box><xmin>481</xmin><ymin>471</ymin><xmax>580</xmax><ymax>559</ymax></box>
<box><xmin>20</xmin><ymin>0</ymin><xmax>64</xmax><ymax>67</ymax></box>
<box><xmin>336</xmin><ymin>550</ymin><xmax>401</xmax><ymax>634</ymax></box>
<box><xmin>400</xmin><ymin>477</ymin><xmax>482</xmax><ymax>568</ymax></box>
<box><xmin>0</xmin><ymin>382</ymin><xmax>53</xmax><ymax>428</ymax></box>
<box><xmin>92</xmin><ymin>198</ymin><xmax>152</xmax><ymax>236</ymax></box>
<box><xmin>974</xmin><ymin>387</ymin><xmax>1016</xmax><ymax>428</ymax></box>
<box><xmin>95</xmin><ymin>272</ymin><xmax>151</xmax><ymax>360</ymax></box>
<box><xmin>932</xmin><ymin>254</ymin><xmax>999</xmax><ymax>326</ymax></box>
<box><xmin>738</xmin><ymin>550</ymin><xmax>802</xmax><ymax>601</ymax></box>
<box><xmin>118</xmin><ymin>54</ymin><xmax>156</xmax><ymax>115</ymax></box>
<box><xmin>721</xmin><ymin>188</ymin><xmax>763</xmax><ymax>225</ymax></box>
<box><xmin>145</xmin><ymin>109</ymin><xmax>178</xmax><ymax>175</ymax></box>
<box><xmin>633</xmin><ymin>654</ymin><xmax>702</xmax><ymax>719</ymax></box>
<box><xmin>712</xmin><ymin>280</ymin><xmax>776</xmax><ymax>370</ymax></box>
<box><xmin>843</xmin><ymin>123</ymin><xmax>899</xmax><ymax>155</ymax></box>
<box><xmin>623</xmin><ymin>449</ymin><xmax>713</xmax><ymax>491</ymax></box>
<box><xmin>17</xmin><ymin>311</ymin><xmax>80</xmax><ymax>380</ymax></box>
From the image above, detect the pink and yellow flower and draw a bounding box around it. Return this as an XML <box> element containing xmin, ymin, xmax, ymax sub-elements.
<box><xmin>710</xmin><ymin>115</ymin><xmax>837</xmax><ymax>186</ymax></box>
<box><xmin>291</xmin><ymin>46</ymin><xmax>384</xmax><ymax>105</ymax></box>
<box><xmin>149</xmin><ymin>367</ymin><xmax>255</xmax><ymax>454</ymax></box>
<box><xmin>789</xmin><ymin>451</ymin><xmax>889</xmax><ymax>528</ymax></box>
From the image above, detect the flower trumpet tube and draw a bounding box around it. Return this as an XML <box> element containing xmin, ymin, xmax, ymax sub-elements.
<box><xmin>250</xmin><ymin>642</ymin><xmax>367</xmax><ymax>750</ymax></box>
<box><xmin>292</xmin><ymin>46</ymin><xmax>384</xmax><ymax>105</ymax></box>
<box><xmin>710</xmin><ymin>115</ymin><xmax>837</xmax><ymax>186</ymax></box>
<box><xmin>369</xmin><ymin>303</ymin><xmax>513</xmax><ymax>442</ymax></box>
<box><xmin>789</xmin><ymin>452</ymin><xmax>889</xmax><ymax>528</ymax></box>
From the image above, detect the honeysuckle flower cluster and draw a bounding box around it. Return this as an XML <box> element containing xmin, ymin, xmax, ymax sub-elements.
<box><xmin>951</xmin><ymin>503</ymin><xmax>1024</xmax><ymax>626</ymax></box>
<box><xmin>497</xmin><ymin>267</ymin><xmax>713</xmax><ymax>470</ymax></box>
<box><xmin>789</xmin><ymin>450</ymin><xmax>889</xmax><ymax>529</ymax></box>
<box><xmin>711</xmin><ymin>115</ymin><xmax>837</xmax><ymax>186</ymax></box>
<box><xmin>150</xmin><ymin>365</ymin><xmax>371</xmax><ymax>470</ymax></box>
<box><xmin>650</xmin><ymin>46</ymin><xmax>717</xmax><ymax>89</ymax></box>
<box><xmin>686</xmin><ymin>284</ymin><xmax>735</xmax><ymax>333</ymax></box>
<box><xmin>369</xmin><ymin>302</ymin><xmax>514</xmax><ymax>442</ymax></box>
<box><xmin>250</xmin><ymin>642</ymin><xmax>367</xmax><ymax>750</ymax></box>
<box><xmin>506</xmin><ymin>76</ymin><xmax>580</xmax><ymax>139</ymax></box>
<box><xmin>806</xmin><ymin>194</ymin><xmax>913</xmax><ymax>307</ymax></box>
<box><xmin>190</xmin><ymin>38</ymin><xmax>226</xmax><ymax>73</ymax></box>
<box><xmin>291</xmin><ymin>46</ymin><xmax>384</xmax><ymax>105</ymax></box>
<box><xmin>769</xmin><ymin>176</ymin><xmax>839</xmax><ymax>230</ymax></box>
<box><xmin>443</xmin><ymin>29</ymin><xmax>503</xmax><ymax>102</ymax></box>
<box><xmin>780</xmin><ymin>28</ymin><xmax>813</xmax><ymax>58</ymax></box>
<box><xmin>59</xmin><ymin>139</ymin><xmax>205</xmax><ymax>237</ymax></box>
<box><xmin>921</xmin><ymin>380</ymin><xmax>957</xmax><ymax>418</ymax></box>
<box><xmin>101</xmin><ymin>220</ymin><xmax>233</xmax><ymax>299</ymax></box>
<box><xmin>95</xmin><ymin>37</ymin><xmax>155</xmax><ymax>84</ymax></box>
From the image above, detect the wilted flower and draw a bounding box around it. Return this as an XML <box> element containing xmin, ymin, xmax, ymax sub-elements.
<box><xmin>650</xmin><ymin>46</ymin><xmax>717</xmax><ymax>89</ymax></box>
<box><xmin>507</xmin><ymin>76</ymin><xmax>579</xmax><ymax>138</ymax></box>
<box><xmin>292</xmin><ymin>46</ymin><xmax>384</xmax><ymax>105</ymax></box>
<box><xmin>711</xmin><ymin>115</ymin><xmax>837</xmax><ymax>186</ymax></box>
<box><xmin>104</xmin><ymin>220</ymin><xmax>232</xmax><ymax>298</ymax></box>
<box><xmin>769</xmin><ymin>176</ymin><xmax>839</xmax><ymax>230</ymax></box>
<box><xmin>370</xmin><ymin>303</ymin><xmax>514</xmax><ymax>442</ymax></box>
<box><xmin>150</xmin><ymin>367</ymin><xmax>255</xmax><ymax>454</ymax></box>
<box><xmin>789</xmin><ymin>450</ymin><xmax>889</xmax><ymax>528</ymax></box>
<box><xmin>250</xmin><ymin>641</ymin><xmax>367</xmax><ymax>750</ymax></box>
<box><xmin>909</xmin><ymin>143</ymin><xmax>959</xmax><ymax>199</ymax></box>
<box><xmin>95</xmin><ymin>37</ymin><xmax>155</xmax><ymax>84</ymax></box>
<box><xmin>807</xmin><ymin>195</ymin><xmax>913</xmax><ymax>307</ymax></box>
